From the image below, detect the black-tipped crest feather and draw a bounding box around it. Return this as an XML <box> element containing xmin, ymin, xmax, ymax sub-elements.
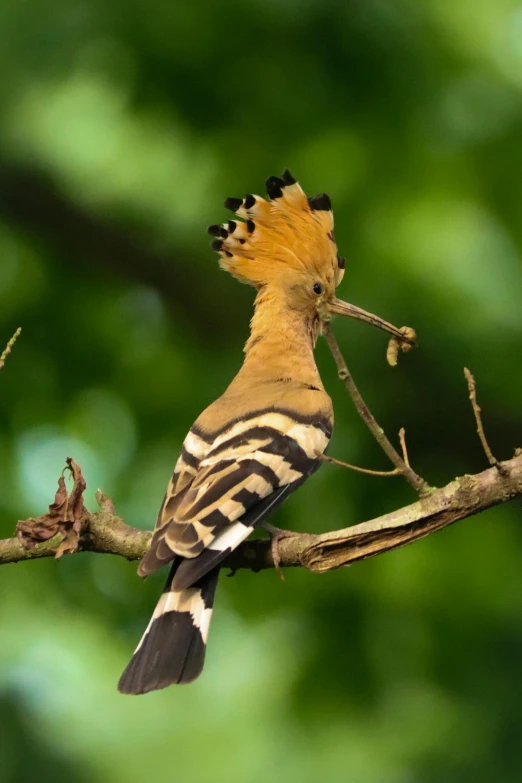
<box><xmin>208</xmin><ymin>224</ymin><xmax>227</xmax><ymax>238</ymax></box>
<box><xmin>224</xmin><ymin>197</ymin><xmax>243</xmax><ymax>212</ymax></box>
<box><xmin>308</xmin><ymin>193</ymin><xmax>332</xmax><ymax>211</ymax></box>
<box><xmin>265</xmin><ymin>176</ymin><xmax>285</xmax><ymax>199</ymax></box>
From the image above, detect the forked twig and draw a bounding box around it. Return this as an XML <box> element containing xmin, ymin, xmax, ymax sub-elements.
<box><xmin>0</xmin><ymin>328</ymin><xmax>22</xmax><ymax>370</ymax></box>
<box><xmin>464</xmin><ymin>368</ymin><xmax>509</xmax><ymax>475</ymax></box>
<box><xmin>323</xmin><ymin>324</ymin><xmax>432</xmax><ymax>496</ymax></box>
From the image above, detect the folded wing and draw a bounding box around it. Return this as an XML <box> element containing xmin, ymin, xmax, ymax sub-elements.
<box><xmin>138</xmin><ymin>408</ymin><xmax>331</xmax><ymax>585</ymax></box>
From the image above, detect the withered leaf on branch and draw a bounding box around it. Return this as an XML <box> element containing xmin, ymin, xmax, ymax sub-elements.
<box><xmin>16</xmin><ymin>458</ymin><xmax>88</xmax><ymax>557</ymax></box>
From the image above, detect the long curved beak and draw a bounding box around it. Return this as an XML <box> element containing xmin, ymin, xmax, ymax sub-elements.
<box><xmin>328</xmin><ymin>298</ymin><xmax>416</xmax><ymax>346</ymax></box>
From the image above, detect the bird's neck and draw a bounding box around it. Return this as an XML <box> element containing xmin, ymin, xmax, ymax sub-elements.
<box><xmin>237</xmin><ymin>287</ymin><xmax>323</xmax><ymax>388</ymax></box>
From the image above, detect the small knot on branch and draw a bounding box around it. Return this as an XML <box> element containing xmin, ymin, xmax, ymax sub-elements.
<box><xmin>96</xmin><ymin>490</ymin><xmax>116</xmax><ymax>514</ymax></box>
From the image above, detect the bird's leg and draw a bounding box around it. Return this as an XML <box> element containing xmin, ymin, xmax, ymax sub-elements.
<box><xmin>261</xmin><ymin>522</ymin><xmax>298</xmax><ymax>581</ymax></box>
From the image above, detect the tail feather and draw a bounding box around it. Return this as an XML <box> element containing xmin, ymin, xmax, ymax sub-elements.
<box><xmin>118</xmin><ymin>562</ymin><xmax>219</xmax><ymax>694</ymax></box>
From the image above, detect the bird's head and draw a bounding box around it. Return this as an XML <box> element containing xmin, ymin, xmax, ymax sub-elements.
<box><xmin>209</xmin><ymin>171</ymin><xmax>414</xmax><ymax>348</ymax></box>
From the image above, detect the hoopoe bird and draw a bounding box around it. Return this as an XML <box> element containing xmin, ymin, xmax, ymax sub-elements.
<box><xmin>118</xmin><ymin>170</ymin><xmax>410</xmax><ymax>694</ymax></box>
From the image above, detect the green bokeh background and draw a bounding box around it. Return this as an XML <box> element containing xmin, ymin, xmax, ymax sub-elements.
<box><xmin>1</xmin><ymin>1</ymin><xmax>522</xmax><ymax>781</ymax></box>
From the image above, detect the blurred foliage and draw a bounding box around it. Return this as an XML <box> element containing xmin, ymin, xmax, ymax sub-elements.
<box><xmin>1</xmin><ymin>0</ymin><xmax>522</xmax><ymax>781</ymax></box>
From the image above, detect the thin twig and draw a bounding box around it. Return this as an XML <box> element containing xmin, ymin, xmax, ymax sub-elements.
<box><xmin>323</xmin><ymin>324</ymin><xmax>432</xmax><ymax>496</ymax></box>
<box><xmin>320</xmin><ymin>453</ymin><xmax>400</xmax><ymax>477</ymax></box>
<box><xmin>0</xmin><ymin>327</ymin><xmax>22</xmax><ymax>370</ymax></box>
<box><xmin>464</xmin><ymin>368</ymin><xmax>509</xmax><ymax>475</ymax></box>
<box><xmin>399</xmin><ymin>427</ymin><xmax>410</xmax><ymax>468</ymax></box>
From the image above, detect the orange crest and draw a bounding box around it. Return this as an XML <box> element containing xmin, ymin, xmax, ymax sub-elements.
<box><xmin>208</xmin><ymin>170</ymin><xmax>345</xmax><ymax>289</ymax></box>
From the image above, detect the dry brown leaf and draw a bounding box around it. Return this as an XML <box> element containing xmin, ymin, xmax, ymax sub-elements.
<box><xmin>16</xmin><ymin>458</ymin><xmax>88</xmax><ymax>557</ymax></box>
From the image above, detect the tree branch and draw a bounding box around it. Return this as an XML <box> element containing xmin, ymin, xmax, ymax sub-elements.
<box><xmin>2</xmin><ymin>453</ymin><xmax>521</xmax><ymax>573</ymax></box>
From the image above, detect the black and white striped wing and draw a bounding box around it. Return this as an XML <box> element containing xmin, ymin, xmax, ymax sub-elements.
<box><xmin>139</xmin><ymin>410</ymin><xmax>331</xmax><ymax>585</ymax></box>
<box><xmin>137</xmin><ymin>428</ymin><xmax>210</xmax><ymax>576</ymax></box>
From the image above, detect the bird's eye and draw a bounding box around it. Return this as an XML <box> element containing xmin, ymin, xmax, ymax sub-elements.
<box><xmin>313</xmin><ymin>283</ymin><xmax>323</xmax><ymax>295</ymax></box>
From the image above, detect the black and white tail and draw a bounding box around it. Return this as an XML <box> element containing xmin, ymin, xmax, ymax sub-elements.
<box><xmin>118</xmin><ymin>561</ymin><xmax>220</xmax><ymax>694</ymax></box>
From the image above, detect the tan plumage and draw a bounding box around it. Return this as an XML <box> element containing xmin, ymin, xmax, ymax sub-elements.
<box><xmin>118</xmin><ymin>171</ymin><xmax>405</xmax><ymax>694</ymax></box>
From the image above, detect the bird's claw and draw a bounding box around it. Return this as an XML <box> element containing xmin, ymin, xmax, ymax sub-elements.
<box><xmin>262</xmin><ymin>523</ymin><xmax>296</xmax><ymax>582</ymax></box>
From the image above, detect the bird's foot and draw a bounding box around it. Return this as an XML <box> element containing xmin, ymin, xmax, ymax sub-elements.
<box><xmin>262</xmin><ymin>523</ymin><xmax>297</xmax><ymax>581</ymax></box>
